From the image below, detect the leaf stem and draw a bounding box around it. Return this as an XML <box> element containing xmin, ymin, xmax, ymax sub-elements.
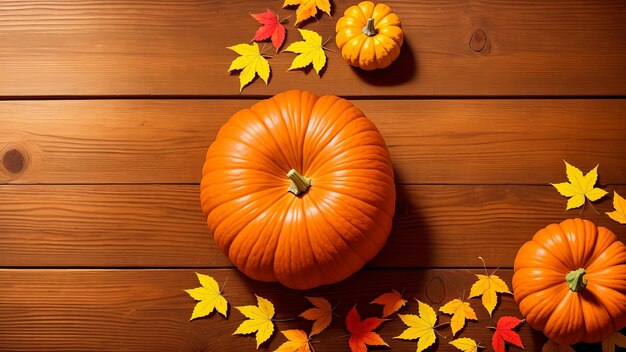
<box><xmin>331</xmin><ymin>300</ymin><xmax>341</xmax><ymax>317</ymax></box>
<box><xmin>434</xmin><ymin>322</ymin><xmax>450</xmax><ymax>329</ymax></box>
<box><xmin>272</xmin><ymin>317</ymin><xmax>296</xmax><ymax>322</ymax></box>
<box><xmin>478</xmin><ymin>257</ymin><xmax>489</xmax><ymax>276</ymax></box>
<box><xmin>434</xmin><ymin>329</ymin><xmax>447</xmax><ymax>340</ymax></box>
<box><xmin>280</xmin><ymin>14</ymin><xmax>292</xmax><ymax>24</ymax></box>
<box><xmin>260</xmin><ymin>43</ymin><xmax>275</xmax><ymax>57</ymax></box>
<box><xmin>221</xmin><ymin>276</ymin><xmax>229</xmax><ymax>294</ymax></box>
<box><xmin>587</xmin><ymin>199</ymin><xmax>601</xmax><ymax>215</ymax></box>
<box><xmin>492</xmin><ymin>267</ymin><xmax>500</xmax><ymax>276</ymax></box>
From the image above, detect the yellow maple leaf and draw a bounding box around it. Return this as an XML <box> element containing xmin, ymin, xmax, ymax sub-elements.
<box><xmin>468</xmin><ymin>257</ymin><xmax>511</xmax><ymax>316</ymax></box>
<box><xmin>274</xmin><ymin>329</ymin><xmax>312</xmax><ymax>352</ymax></box>
<box><xmin>300</xmin><ymin>296</ymin><xmax>334</xmax><ymax>336</ymax></box>
<box><xmin>602</xmin><ymin>331</ymin><xmax>626</xmax><ymax>352</ymax></box>
<box><xmin>227</xmin><ymin>42</ymin><xmax>270</xmax><ymax>91</ymax></box>
<box><xmin>607</xmin><ymin>191</ymin><xmax>626</xmax><ymax>224</ymax></box>
<box><xmin>184</xmin><ymin>272</ymin><xmax>228</xmax><ymax>320</ymax></box>
<box><xmin>542</xmin><ymin>340</ymin><xmax>575</xmax><ymax>352</ymax></box>
<box><xmin>233</xmin><ymin>295</ymin><xmax>275</xmax><ymax>349</ymax></box>
<box><xmin>450</xmin><ymin>337</ymin><xmax>483</xmax><ymax>352</ymax></box>
<box><xmin>395</xmin><ymin>300</ymin><xmax>438</xmax><ymax>352</ymax></box>
<box><xmin>283</xmin><ymin>0</ymin><xmax>331</xmax><ymax>25</ymax></box>
<box><xmin>371</xmin><ymin>289</ymin><xmax>408</xmax><ymax>318</ymax></box>
<box><xmin>284</xmin><ymin>29</ymin><xmax>327</xmax><ymax>75</ymax></box>
<box><xmin>439</xmin><ymin>298</ymin><xmax>477</xmax><ymax>336</ymax></box>
<box><xmin>552</xmin><ymin>161</ymin><xmax>608</xmax><ymax>210</ymax></box>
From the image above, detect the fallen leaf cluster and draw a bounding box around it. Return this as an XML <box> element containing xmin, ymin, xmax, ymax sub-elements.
<box><xmin>227</xmin><ymin>1</ymin><xmax>333</xmax><ymax>91</ymax></box>
<box><xmin>184</xmin><ymin>257</ymin><xmax>529</xmax><ymax>352</ymax></box>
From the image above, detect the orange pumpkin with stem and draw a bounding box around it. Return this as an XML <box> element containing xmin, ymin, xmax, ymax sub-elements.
<box><xmin>513</xmin><ymin>218</ymin><xmax>626</xmax><ymax>345</ymax></box>
<box><xmin>200</xmin><ymin>90</ymin><xmax>396</xmax><ymax>289</ymax></box>
<box><xmin>335</xmin><ymin>1</ymin><xmax>403</xmax><ymax>71</ymax></box>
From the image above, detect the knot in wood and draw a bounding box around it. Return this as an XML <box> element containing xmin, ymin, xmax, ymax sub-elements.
<box><xmin>3</xmin><ymin>148</ymin><xmax>25</xmax><ymax>174</ymax></box>
<box><xmin>425</xmin><ymin>276</ymin><xmax>446</xmax><ymax>304</ymax></box>
<box><xmin>469</xmin><ymin>28</ymin><xmax>487</xmax><ymax>52</ymax></box>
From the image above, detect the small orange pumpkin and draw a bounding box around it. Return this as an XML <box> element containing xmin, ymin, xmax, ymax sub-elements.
<box><xmin>200</xmin><ymin>90</ymin><xmax>396</xmax><ymax>289</ymax></box>
<box><xmin>513</xmin><ymin>218</ymin><xmax>626</xmax><ymax>345</ymax></box>
<box><xmin>335</xmin><ymin>1</ymin><xmax>403</xmax><ymax>71</ymax></box>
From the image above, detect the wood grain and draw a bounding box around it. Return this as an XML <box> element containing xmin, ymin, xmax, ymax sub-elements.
<box><xmin>1</xmin><ymin>1</ymin><xmax>625</xmax><ymax>97</ymax></box>
<box><xmin>0</xmin><ymin>268</ymin><xmax>546</xmax><ymax>351</ymax></box>
<box><xmin>1</xmin><ymin>99</ymin><xmax>625</xmax><ymax>185</ymax></box>
<box><xmin>1</xmin><ymin>184</ymin><xmax>623</xmax><ymax>268</ymax></box>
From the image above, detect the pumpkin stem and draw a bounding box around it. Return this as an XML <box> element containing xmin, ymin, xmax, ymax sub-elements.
<box><xmin>362</xmin><ymin>18</ymin><xmax>377</xmax><ymax>37</ymax></box>
<box><xmin>287</xmin><ymin>169</ymin><xmax>311</xmax><ymax>196</ymax></box>
<box><xmin>566</xmin><ymin>268</ymin><xmax>588</xmax><ymax>292</ymax></box>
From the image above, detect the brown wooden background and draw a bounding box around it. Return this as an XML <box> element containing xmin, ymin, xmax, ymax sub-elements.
<box><xmin>1</xmin><ymin>1</ymin><xmax>626</xmax><ymax>351</ymax></box>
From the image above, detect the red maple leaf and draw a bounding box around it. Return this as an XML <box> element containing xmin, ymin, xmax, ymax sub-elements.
<box><xmin>345</xmin><ymin>306</ymin><xmax>388</xmax><ymax>352</ymax></box>
<box><xmin>491</xmin><ymin>316</ymin><xmax>525</xmax><ymax>352</ymax></box>
<box><xmin>250</xmin><ymin>10</ymin><xmax>286</xmax><ymax>52</ymax></box>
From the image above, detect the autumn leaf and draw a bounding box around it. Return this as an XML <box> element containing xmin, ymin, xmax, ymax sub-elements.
<box><xmin>284</xmin><ymin>29</ymin><xmax>327</xmax><ymax>75</ymax></box>
<box><xmin>251</xmin><ymin>10</ymin><xmax>286</xmax><ymax>52</ymax></box>
<box><xmin>274</xmin><ymin>329</ymin><xmax>312</xmax><ymax>352</ymax></box>
<box><xmin>345</xmin><ymin>306</ymin><xmax>388</xmax><ymax>352</ymax></box>
<box><xmin>184</xmin><ymin>272</ymin><xmax>228</xmax><ymax>320</ymax></box>
<box><xmin>227</xmin><ymin>42</ymin><xmax>271</xmax><ymax>91</ymax></box>
<box><xmin>468</xmin><ymin>257</ymin><xmax>511</xmax><ymax>316</ymax></box>
<box><xmin>282</xmin><ymin>0</ymin><xmax>331</xmax><ymax>25</ymax></box>
<box><xmin>371</xmin><ymin>289</ymin><xmax>408</xmax><ymax>318</ymax></box>
<box><xmin>234</xmin><ymin>295</ymin><xmax>276</xmax><ymax>349</ymax></box>
<box><xmin>552</xmin><ymin>161</ymin><xmax>608</xmax><ymax>210</ymax></box>
<box><xmin>439</xmin><ymin>298</ymin><xmax>477</xmax><ymax>336</ymax></box>
<box><xmin>542</xmin><ymin>340</ymin><xmax>575</xmax><ymax>352</ymax></box>
<box><xmin>450</xmin><ymin>337</ymin><xmax>483</xmax><ymax>352</ymax></box>
<box><xmin>395</xmin><ymin>300</ymin><xmax>439</xmax><ymax>352</ymax></box>
<box><xmin>602</xmin><ymin>331</ymin><xmax>626</xmax><ymax>352</ymax></box>
<box><xmin>300</xmin><ymin>296</ymin><xmax>334</xmax><ymax>336</ymax></box>
<box><xmin>491</xmin><ymin>316</ymin><xmax>524</xmax><ymax>352</ymax></box>
<box><xmin>607</xmin><ymin>191</ymin><xmax>626</xmax><ymax>224</ymax></box>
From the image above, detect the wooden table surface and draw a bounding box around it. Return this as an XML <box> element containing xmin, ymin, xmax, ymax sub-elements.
<box><xmin>1</xmin><ymin>1</ymin><xmax>625</xmax><ymax>351</ymax></box>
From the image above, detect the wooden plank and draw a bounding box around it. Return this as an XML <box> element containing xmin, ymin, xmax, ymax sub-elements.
<box><xmin>0</xmin><ymin>1</ymin><xmax>625</xmax><ymax>97</ymax></box>
<box><xmin>0</xmin><ymin>268</ymin><xmax>546</xmax><ymax>351</ymax></box>
<box><xmin>1</xmin><ymin>184</ymin><xmax>623</xmax><ymax>268</ymax></box>
<box><xmin>1</xmin><ymin>99</ymin><xmax>625</xmax><ymax>185</ymax></box>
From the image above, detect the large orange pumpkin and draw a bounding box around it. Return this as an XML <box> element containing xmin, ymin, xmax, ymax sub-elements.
<box><xmin>200</xmin><ymin>90</ymin><xmax>396</xmax><ymax>289</ymax></box>
<box><xmin>513</xmin><ymin>218</ymin><xmax>626</xmax><ymax>345</ymax></box>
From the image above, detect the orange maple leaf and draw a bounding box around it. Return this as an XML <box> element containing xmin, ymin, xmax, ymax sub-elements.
<box><xmin>345</xmin><ymin>306</ymin><xmax>388</xmax><ymax>352</ymax></box>
<box><xmin>370</xmin><ymin>289</ymin><xmax>407</xmax><ymax>318</ymax></box>
<box><xmin>300</xmin><ymin>296</ymin><xmax>334</xmax><ymax>336</ymax></box>
<box><xmin>274</xmin><ymin>329</ymin><xmax>312</xmax><ymax>352</ymax></box>
<box><xmin>282</xmin><ymin>0</ymin><xmax>331</xmax><ymax>25</ymax></box>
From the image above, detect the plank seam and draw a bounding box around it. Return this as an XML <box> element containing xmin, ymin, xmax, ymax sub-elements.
<box><xmin>1</xmin><ymin>95</ymin><xmax>626</xmax><ymax>101</ymax></box>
